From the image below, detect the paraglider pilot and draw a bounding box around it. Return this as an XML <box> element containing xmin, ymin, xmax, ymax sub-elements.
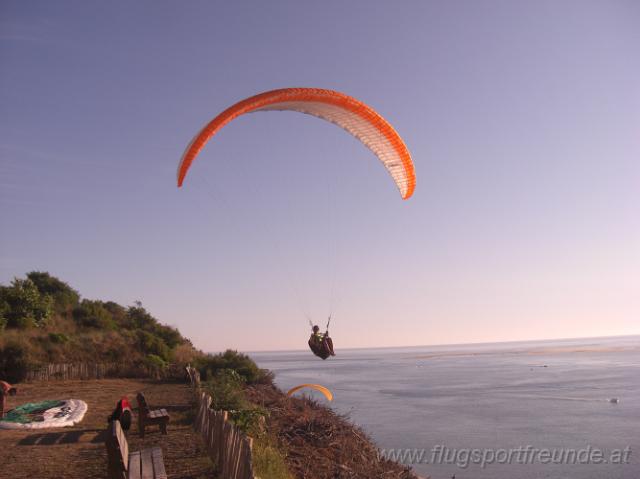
<box><xmin>308</xmin><ymin>324</ymin><xmax>335</xmax><ymax>360</ymax></box>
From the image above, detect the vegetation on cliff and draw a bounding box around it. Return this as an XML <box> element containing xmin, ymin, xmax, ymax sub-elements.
<box><xmin>0</xmin><ymin>272</ymin><xmax>198</xmax><ymax>382</ymax></box>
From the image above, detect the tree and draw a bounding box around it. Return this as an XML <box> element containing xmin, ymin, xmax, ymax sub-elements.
<box><xmin>0</xmin><ymin>342</ymin><xmax>30</xmax><ymax>382</ymax></box>
<box><xmin>72</xmin><ymin>300</ymin><xmax>115</xmax><ymax>329</ymax></box>
<box><xmin>127</xmin><ymin>304</ymin><xmax>157</xmax><ymax>330</ymax></box>
<box><xmin>27</xmin><ymin>271</ymin><xmax>80</xmax><ymax>312</ymax></box>
<box><xmin>0</xmin><ymin>297</ymin><xmax>9</xmax><ymax>331</ymax></box>
<box><xmin>0</xmin><ymin>278</ymin><xmax>53</xmax><ymax>329</ymax></box>
<box><xmin>103</xmin><ymin>301</ymin><xmax>127</xmax><ymax>327</ymax></box>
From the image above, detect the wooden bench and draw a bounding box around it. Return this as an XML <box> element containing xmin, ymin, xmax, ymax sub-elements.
<box><xmin>136</xmin><ymin>392</ymin><xmax>169</xmax><ymax>438</ymax></box>
<box><xmin>106</xmin><ymin>419</ymin><xmax>167</xmax><ymax>479</ymax></box>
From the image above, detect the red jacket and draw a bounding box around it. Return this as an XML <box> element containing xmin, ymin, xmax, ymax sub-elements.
<box><xmin>0</xmin><ymin>381</ymin><xmax>12</xmax><ymax>395</ymax></box>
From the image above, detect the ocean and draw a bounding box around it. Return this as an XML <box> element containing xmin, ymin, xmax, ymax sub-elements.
<box><xmin>252</xmin><ymin>336</ymin><xmax>640</xmax><ymax>479</ymax></box>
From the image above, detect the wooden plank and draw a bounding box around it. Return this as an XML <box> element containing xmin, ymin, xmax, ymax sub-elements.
<box><xmin>114</xmin><ymin>420</ymin><xmax>128</xmax><ymax>467</ymax></box>
<box><xmin>216</xmin><ymin>412</ymin><xmax>225</xmax><ymax>470</ymax></box>
<box><xmin>128</xmin><ymin>451</ymin><xmax>142</xmax><ymax>479</ymax></box>
<box><xmin>245</xmin><ymin>437</ymin><xmax>254</xmax><ymax>479</ymax></box>
<box><xmin>238</xmin><ymin>441</ymin><xmax>244</xmax><ymax>479</ymax></box>
<box><xmin>221</xmin><ymin>413</ymin><xmax>230</xmax><ymax>474</ymax></box>
<box><xmin>140</xmin><ymin>448</ymin><xmax>153</xmax><ymax>479</ymax></box>
<box><xmin>231</xmin><ymin>432</ymin><xmax>241</xmax><ymax>479</ymax></box>
<box><xmin>235</xmin><ymin>429</ymin><xmax>243</xmax><ymax>478</ymax></box>
<box><xmin>220</xmin><ymin>418</ymin><xmax>227</xmax><ymax>478</ymax></box>
<box><xmin>210</xmin><ymin>411</ymin><xmax>219</xmax><ymax>463</ymax></box>
<box><xmin>209</xmin><ymin>409</ymin><xmax>217</xmax><ymax>460</ymax></box>
<box><xmin>151</xmin><ymin>447</ymin><xmax>167</xmax><ymax>479</ymax></box>
<box><xmin>240</xmin><ymin>440</ymin><xmax>249</xmax><ymax>479</ymax></box>
<box><xmin>230</xmin><ymin>432</ymin><xmax>238</xmax><ymax>479</ymax></box>
<box><xmin>195</xmin><ymin>395</ymin><xmax>203</xmax><ymax>430</ymax></box>
<box><xmin>237</xmin><ymin>442</ymin><xmax>245</xmax><ymax>479</ymax></box>
<box><xmin>147</xmin><ymin>409</ymin><xmax>169</xmax><ymax>420</ymax></box>
<box><xmin>223</xmin><ymin>421</ymin><xmax>233</xmax><ymax>478</ymax></box>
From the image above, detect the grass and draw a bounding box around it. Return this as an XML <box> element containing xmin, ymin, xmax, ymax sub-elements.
<box><xmin>253</xmin><ymin>436</ymin><xmax>294</xmax><ymax>479</ymax></box>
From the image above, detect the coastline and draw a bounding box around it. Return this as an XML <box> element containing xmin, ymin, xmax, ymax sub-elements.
<box><xmin>245</xmin><ymin>380</ymin><xmax>423</xmax><ymax>479</ymax></box>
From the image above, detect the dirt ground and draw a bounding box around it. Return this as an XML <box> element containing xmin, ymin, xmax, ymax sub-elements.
<box><xmin>0</xmin><ymin>379</ymin><xmax>215</xmax><ymax>479</ymax></box>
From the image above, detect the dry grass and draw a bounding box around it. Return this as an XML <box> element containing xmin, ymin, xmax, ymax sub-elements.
<box><xmin>246</xmin><ymin>383</ymin><xmax>422</xmax><ymax>479</ymax></box>
<box><xmin>0</xmin><ymin>379</ymin><xmax>215</xmax><ymax>479</ymax></box>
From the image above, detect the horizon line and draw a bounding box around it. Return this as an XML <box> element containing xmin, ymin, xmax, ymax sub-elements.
<box><xmin>216</xmin><ymin>332</ymin><xmax>640</xmax><ymax>356</ymax></box>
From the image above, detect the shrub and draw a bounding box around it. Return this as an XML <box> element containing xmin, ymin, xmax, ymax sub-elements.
<box><xmin>26</xmin><ymin>271</ymin><xmax>79</xmax><ymax>312</ymax></box>
<box><xmin>144</xmin><ymin>353</ymin><xmax>168</xmax><ymax>378</ymax></box>
<box><xmin>232</xmin><ymin>406</ymin><xmax>268</xmax><ymax>434</ymax></box>
<box><xmin>204</xmin><ymin>368</ymin><xmax>247</xmax><ymax>412</ymax></box>
<box><xmin>127</xmin><ymin>303</ymin><xmax>157</xmax><ymax>330</ymax></box>
<box><xmin>172</xmin><ymin>343</ymin><xmax>200</xmax><ymax>365</ymax></box>
<box><xmin>73</xmin><ymin>300</ymin><xmax>115</xmax><ymax>329</ymax></box>
<box><xmin>0</xmin><ymin>342</ymin><xmax>30</xmax><ymax>383</ymax></box>
<box><xmin>254</xmin><ymin>368</ymin><xmax>275</xmax><ymax>385</ymax></box>
<box><xmin>197</xmin><ymin>350</ymin><xmax>262</xmax><ymax>383</ymax></box>
<box><xmin>0</xmin><ymin>298</ymin><xmax>8</xmax><ymax>331</ymax></box>
<box><xmin>135</xmin><ymin>330</ymin><xmax>170</xmax><ymax>361</ymax></box>
<box><xmin>145</xmin><ymin>353</ymin><xmax>167</xmax><ymax>369</ymax></box>
<box><xmin>252</xmin><ymin>437</ymin><xmax>293</xmax><ymax>479</ymax></box>
<box><xmin>103</xmin><ymin>301</ymin><xmax>127</xmax><ymax>326</ymax></box>
<box><xmin>0</xmin><ymin>278</ymin><xmax>53</xmax><ymax>329</ymax></box>
<box><xmin>153</xmin><ymin>324</ymin><xmax>183</xmax><ymax>349</ymax></box>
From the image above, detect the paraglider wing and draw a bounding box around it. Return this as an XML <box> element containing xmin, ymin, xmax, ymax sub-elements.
<box><xmin>286</xmin><ymin>383</ymin><xmax>333</xmax><ymax>401</ymax></box>
<box><xmin>177</xmin><ymin>88</ymin><xmax>416</xmax><ymax>199</ymax></box>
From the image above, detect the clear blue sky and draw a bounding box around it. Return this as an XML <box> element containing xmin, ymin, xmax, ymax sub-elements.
<box><xmin>1</xmin><ymin>1</ymin><xmax>638</xmax><ymax>352</ymax></box>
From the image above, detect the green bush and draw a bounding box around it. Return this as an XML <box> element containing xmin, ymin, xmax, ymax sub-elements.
<box><xmin>0</xmin><ymin>278</ymin><xmax>53</xmax><ymax>329</ymax></box>
<box><xmin>0</xmin><ymin>272</ymin><xmax>198</xmax><ymax>374</ymax></box>
<box><xmin>0</xmin><ymin>298</ymin><xmax>9</xmax><ymax>331</ymax></box>
<box><xmin>144</xmin><ymin>353</ymin><xmax>168</xmax><ymax>378</ymax></box>
<box><xmin>27</xmin><ymin>271</ymin><xmax>79</xmax><ymax>312</ymax></box>
<box><xmin>135</xmin><ymin>330</ymin><xmax>170</xmax><ymax>361</ymax></box>
<box><xmin>73</xmin><ymin>300</ymin><xmax>116</xmax><ymax>329</ymax></box>
<box><xmin>232</xmin><ymin>406</ymin><xmax>268</xmax><ymax>434</ymax></box>
<box><xmin>103</xmin><ymin>301</ymin><xmax>128</xmax><ymax>326</ymax></box>
<box><xmin>145</xmin><ymin>353</ymin><xmax>167</xmax><ymax>369</ymax></box>
<box><xmin>0</xmin><ymin>342</ymin><xmax>30</xmax><ymax>383</ymax></box>
<box><xmin>204</xmin><ymin>368</ymin><xmax>247</xmax><ymax>412</ymax></box>
<box><xmin>252</xmin><ymin>437</ymin><xmax>293</xmax><ymax>479</ymax></box>
<box><xmin>127</xmin><ymin>303</ymin><xmax>157</xmax><ymax>330</ymax></box>
<box><xmin>153</xmin><ymin>324</ymin><xmax>183</xmax><ymax>349</ymax></box>
<box><xmin>197</xmin><ymin>350</ymin><xmax>263</xmax><ymax>384</ymax></box>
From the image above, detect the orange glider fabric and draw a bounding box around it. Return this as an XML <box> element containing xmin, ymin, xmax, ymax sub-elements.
<box><xmin>287</xmin><ymin>384</ymin><xmax>333</xmax><ymax>401</ymax></box>
<box><xmin>177</xmin><ymin>88</ymin><xmax>415</xmax><ymax>199</ymax></box>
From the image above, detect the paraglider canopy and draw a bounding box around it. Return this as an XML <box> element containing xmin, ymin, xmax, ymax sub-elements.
<box><xmin>177</xmin><ymin>87</ymin><xmax>416</xmax><ymax>199</ymax></box>
<box><xmin>287</xmin><ymin>384</ymin><xmax>333</xmax><ymax>401</ymax></box>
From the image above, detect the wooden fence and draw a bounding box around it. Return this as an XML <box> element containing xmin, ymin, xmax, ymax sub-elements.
<box><xmin>25</xmin><ymin>362</ymin><xmax>186</xmax><ymax>382</ymax></box>
<box><xmin>185</xmin><ymin>365</ymin><xmax>201</xmax><ymax>388</ymax></box>
<box><xmin>194</xmin><ymin>392</ymin><xmax>257</xmax><ymax>479</ymax></box>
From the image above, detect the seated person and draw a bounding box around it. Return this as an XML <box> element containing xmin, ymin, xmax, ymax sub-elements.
<box><xmin>107</xmin><ymin>396</ymin><xmax>133</xmax><ymax>430</ymax></box>
<box><xmin>308</xmin><ymin>325</ymin><xmax>336</xmax><ymax>359</ymax></box>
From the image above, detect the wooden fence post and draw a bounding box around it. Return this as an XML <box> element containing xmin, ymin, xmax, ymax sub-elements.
<box><xmin>191</xmin><ymin>392</ymin><xmax>257</xmax><ymax>479</ymax></box>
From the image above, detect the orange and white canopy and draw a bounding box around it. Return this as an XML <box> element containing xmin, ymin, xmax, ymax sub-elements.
<box><xmin>177</xmin><ymin>88</ymin><xmax>415</xmax><ymax>199</ymax></box>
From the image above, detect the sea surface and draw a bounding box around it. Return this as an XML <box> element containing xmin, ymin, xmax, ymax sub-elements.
<box><xmin>252</xmin><ymin>336</ymin><xmax>640</xmax><ymax>479</ymax></box>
